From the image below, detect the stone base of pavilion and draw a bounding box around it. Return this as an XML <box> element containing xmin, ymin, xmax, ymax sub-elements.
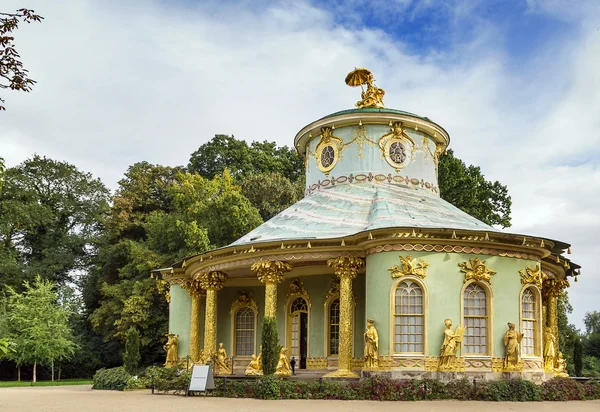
<box><xmin>218</xmin><ymin>367</ymin><xmax>554</xmax><ymax>382</ymax></box>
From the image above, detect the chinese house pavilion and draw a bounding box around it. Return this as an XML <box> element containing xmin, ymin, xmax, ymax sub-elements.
<box><xmin>160</xmin><ymin>69</ymin><xmax>580</xmax><ymax>381</ymax></box>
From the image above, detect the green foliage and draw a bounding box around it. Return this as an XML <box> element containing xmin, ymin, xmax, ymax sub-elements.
<box><xmin>0</xmin><ymin>156</ymin><xmax>4</xmax><ymax>192</ymax></box>
<box><xmin>6</xmin><ymin>276</ymin><xmax>77</xmax><ymax>380</ymax></box>
<box><xmin>242</xmin><ymin>172</ymin><xmax>300</xmax><ymax>221</ymax></box>
<box><xmin>438</xmin><ymin>149</ymin><xmax>512</xmax><ymax>227</ymax></box>
<box><xmin>474</xmin><ymin>379</ymin><xmax>541</xmax><ymax>402</ymax></box>
<box><xmin>144</xmin><ymin>365</ymin><xmax>190</xmax><ymax>394</ymax></box>
<box><xmin>0</xmin><ymin>155</ymin><xmax>110</xmax><ymax>290</ymax></box>
<box><xmin>574</xmin><ymin>337</ymin><xmax>583</xmax><ymax>376</ymax></box>
<box><xmin>188</xmin><ymin>134</ymin><xmax>304</xmax><ymax>183</ymax></box>
<box><xmin>557</xmin><ymin>291</ymin><xmax>579</xmax><ymax>374</ymax></box>
<box><xmin>260</xmin><ymin>317</ymin><xmax>279</xmax><ymax>375</ymax></box>
<box><xmin>92</xmin><ymin>366</ymin><xmax>131</xmax><ymax>391</ymax></box>
<box><xmin>584</xmin><ymin>311</ymin><xmax>600</xmax><ymax>335</ymax></box>
<box><xmin>582</xmin><ymin>355</ymin><xmax>600</xmax><ymax>377</ymax></box>
<box><xmin>0</xmin><ymin>337</ymin><xmax>13</xmax><ymax>358</ymax></box>
<box><xmin>0</xmin><ymin>9</ymin><xmax>43</xmax><ymax>110</ymax></box>
<box><xmin>256</xmin><ymin>375</ymin><xmax>281</xmax><ymax>400</ymax></box>
<box><xmin>123</xmin><ymin>327</ymin><xmax>141</xmax><ymax>374</ymax></box>
<box><xmin>540</xmin><ymin>377</ymin><xmax>586</xmax><ymax>401</ymax></box>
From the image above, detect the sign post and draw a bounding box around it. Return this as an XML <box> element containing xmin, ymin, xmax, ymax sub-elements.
<box><xmin>186</xmin><ymin>364</ymin><xmax>215</xmax><ymax>397</ymax></box>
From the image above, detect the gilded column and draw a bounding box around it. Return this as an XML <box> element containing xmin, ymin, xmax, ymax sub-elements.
<box><xmin>324</xmin><ymin>256</ymin><xmax>364</xmax><ymax>378</ymax></box>
<box><xmin>543</xmin><ymin>278</ymin><xmax>569</xmax><ymax>360</ymax></box>
<box><xmin>198</xmin><ymin>271</ymin><xmax>228</xmax><ymax>359</ymax></box>
<box><xmin>182</xmin><ymin>278</ymin><xmax>205</xmax><ymax>363</ymax></box>
<box><xmin>251</xmin><ymin>260</ymin><xmax>292</xmax><ymax>318</ymax></box>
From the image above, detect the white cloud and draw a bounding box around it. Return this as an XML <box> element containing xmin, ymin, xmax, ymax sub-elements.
<box><xmin>0</xmin><ymin>0</ymin><xmax>598</xmax><ymax>327</ymax></box>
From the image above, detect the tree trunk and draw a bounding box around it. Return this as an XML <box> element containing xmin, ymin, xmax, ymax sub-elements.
<box><xmin>33</xmin><ymin>360</ymin><xmax>37</xmax><ymax>383</ymax></box>
<box><xmin>52</xmin><ymin>360</ymin><xmax>54</xmax><ymax>381</ymax></box>
<box><xmin>17</xmin><ymin>366</ymin><xmax>21</xmax><ymax>381</ymax></box>
<box><xmin>58</xmin><ymin>366</ymin><xmax>61</xmax><ymax>381</ymax></box>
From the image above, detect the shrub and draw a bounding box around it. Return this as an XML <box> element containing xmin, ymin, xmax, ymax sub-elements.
<box><xmin>574</xmin><ymin>338</ymin><xmax>583</xmax><ymax>377</ymax></box>
<box><xmin>261</xmin><ymin>317</ymin><xmax>279</xmax><ymax>375</ymax></box>
<box><xmin>144</xmin><ymin>365</ymin><xmax>191</xmax><ymax>394</ymax></box>
<box><xmin>123</xmin><ymin>327</ymin><xmax>141</xmax><ymax>375</ymax></box>
<box><xmin>125</xmin><ymin>375</ymin><xmax>150</xmax><ymax>390</ymax></box>
<box><xmin>256</xmin><ymin>375</ymin><xmax>280</xmax><ymax>400</ymax></box>
<box><xmin>415</xmin><ymin>379</ymin><xmax>448</xmax><ymax>400</ymax></box>
<box><xmin>444</xmin><ymin>378</ymin><xmax>473</xmax><ymax>400</ymax></box>
<box><xmin>541</xmin><ymin>377</ymin><xmax>586</xmax><ymax>401</ymax></box>
<box><xmin>583</xmin><ymin>380</ymin><xmax>600</xmax><ymax>400</ymax></box>
<box><xmin>92</xmin><ymin>367</ymin><xmax>131</xmax><ymax>391</ymax></box>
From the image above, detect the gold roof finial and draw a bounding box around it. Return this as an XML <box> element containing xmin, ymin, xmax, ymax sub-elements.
<box><xmin>345</xmin><ymin>68</ymin><xmax>385</xmax><ymax>109</ymax></box>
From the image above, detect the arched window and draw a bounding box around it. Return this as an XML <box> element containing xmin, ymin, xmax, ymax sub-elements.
<box><xmin>521</xmin><ymin>288</ymin><xmax>537</xmax><ymax>356</ymax></box>
<box><xmin>463</xmin><ymin>283</ymin><xmax>488</xmax><ymax>355</ymax></box>
<box><xmin>328</xmin><ymin>299</ymin><xmax>340</xmax><ymax>355</ymax></box>
<box><xmin>234</xmin><ymin>307</ymin><xmax>255</xmax><ymax>356</ymax></box>
<box><xmin>393</xmin><ymin>280</ymin><xmax>424</xmax><ymax>353</ymax></box>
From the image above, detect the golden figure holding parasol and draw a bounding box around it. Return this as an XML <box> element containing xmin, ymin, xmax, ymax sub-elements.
<box><xmin>345</xmin><ymin>68</ymin><xmax>385</xmax><ymax>108</ymax></box>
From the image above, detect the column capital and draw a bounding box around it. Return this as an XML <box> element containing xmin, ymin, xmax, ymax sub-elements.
<box><xmin>252</xmin><ymin>260</ymin><xmax>292</xmax><ymax>285</ymax></box>
<box><xmin>327</xmin><ymin>256</ymin><xmax>365</xmax><ymax>280</ymax></box>
<box><xmin>182</xmin><ymin>278</ymin><xmax>206</xmax><ymax>298</ymax></box>
<box><xmin>543</xmin><ymin>278</ymin><xmax>570</xmax><ymax>298</ymax></box>
<box><xmin>197</xmin><ymin>271</ymin><xmax>228</xmax><ymax>291</ymax></box>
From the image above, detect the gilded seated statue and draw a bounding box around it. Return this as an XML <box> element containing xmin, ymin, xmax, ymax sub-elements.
<box><xmin>214</xmin><ymin>342</ymin><xmax>232</xmax><ymax>375</ymax></box>
<box><xmin>245</xmin><ymin>345</ymin><xmax>263</xmax><ymax>376</ymax></box>
<box><xmin>274</xmin><ymin>347</ymin><xmax>292</xmax><ymax>377</ymax></box>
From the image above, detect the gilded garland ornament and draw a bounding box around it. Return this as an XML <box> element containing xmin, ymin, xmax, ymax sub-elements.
<box><xmin>389</xmin><ymin>255</ymin><xmax>429</xmax><ymax>279</ymax></box>
<box><xmin>519</xmin><ymin>263</ymin><xmax>545</xmax><ymax>287</ymax></box>
<box><xmin>459</xmin><ymin>258</ymin><xmax>496</xmax><ymax>284</ymax></box>
<box><xmin>252</xmin><ymin>259</ymin><xmax>292</xmax><ymax>284</ymax></box>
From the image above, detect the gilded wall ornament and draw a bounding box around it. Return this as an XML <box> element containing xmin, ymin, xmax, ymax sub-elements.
<box><xmin>324</xmin><ymin>276</ymin><xmax>341</xmax><ymax>302</ymax></box>
<box><xmin>286</xmin><ymin>278</ymin><xmax>310</xmax><ymax>306</ymax></box>
<box><xmin>229</xmin><ymin>290</ymin><xmax>258</xmax><ymax>315</ymax></box>
<box><xmin>315</xmin><ymin>127</ymin><xmax>343</xmax><ymax>174</ymax></box>
<box><xmin>459</xmin><ymin>258</ymin><xmax>496</xmax><ymax>284</ymax></box>
<box><xmin>389</xmin><ymin>255</ymin><xmax>429</xmax><ymax>279</ymax></box>
<box><xmin>519</xmin><ymin>263</ymin><xmax>546</xmax><ymax>287</ymax></box>
<box><xmin>379</xmin><ymin>122</ymin><xmax>414</xmax><ymax>171</ymax></box>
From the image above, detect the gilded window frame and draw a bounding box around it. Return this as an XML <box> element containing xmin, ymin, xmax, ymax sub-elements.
<box><xmin>519</xmin><ymin>285</ymin><xmax>542</xmax><ymax>358</ymax></box>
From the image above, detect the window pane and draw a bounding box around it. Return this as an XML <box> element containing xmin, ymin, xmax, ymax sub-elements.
<box><xmin>393</xmin><ymin>280</ymin><xmax>424</xmax><ymax>353</ymax></box>
<box><xmin>463</xmin><ymin>284</ymin><xmax>488</xmax><ymax>354</ymax></box>
<box><xmin>235</xmin><ymin>307</ymin><xmax>255</xmax><ymax>356</ymax></box>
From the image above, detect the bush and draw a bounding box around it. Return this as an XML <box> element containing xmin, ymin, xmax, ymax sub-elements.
<box><xmin>144</xmin><ymin>365</ymin><xmax>191</xmax><ymax>394</ymax></box>
<box><xmin>583</xmin><ymin>380</ymin><xmax>600</xmax><ymax>400</ymax></box>
<box><xmin>541</xmin><ymin>377</ymin><xmax>586</xmax><ymax>401</ymax></box>
<box><xmin>125</xmin><ymin>375</ymin><xmax>150</xmax><ymax>390</ymax></box>
<box><xmin>256</xmin><ymin>375</ymin><xmax>280</xmax><ymax>400</ymax></box>
<box><xmin>123</xmin><ymin>327</ymin><xmax>141</xmax><ymax>375</ymax></box>
<box><xmin>261</xmin><ymin>317</ymin><xmax>279</xmax><ymax>375</ymax></box>
<box><xmin>92</xmin><ymin>367</ymin><xmax>131</xmax><ymax>391</ymax></box>
<box><xmin>350</xmin><ymin>376</ymin><xmax>420</xmax><ymax>401</ymax></box>
<box><xmin>444</xmin><ymin>378</ymin><xmax>473</xmax><ymax>400</ymax></box>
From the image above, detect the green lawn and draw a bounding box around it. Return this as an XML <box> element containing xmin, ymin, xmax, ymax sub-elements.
<box><xmin>0</xmin><ymin>378</ymin><xmax>92</xmax><ymax>388</ymax></box>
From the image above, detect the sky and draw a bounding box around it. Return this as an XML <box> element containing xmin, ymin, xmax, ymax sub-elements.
<box><xmin>1</xmin><ymin>0</ymin><xmax>599</xmax><ymax>328</ymax></box>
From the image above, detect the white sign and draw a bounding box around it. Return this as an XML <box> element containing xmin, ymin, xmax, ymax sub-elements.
<box><xmin>187</xmin><ymin>365</ymin><xmax>215</xmax><ymax>395</ymax></box>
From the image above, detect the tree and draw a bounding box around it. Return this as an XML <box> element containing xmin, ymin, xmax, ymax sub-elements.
<box><xmin>242</xmin><ymin>172</ymin><xmax>300</xmax><ymax>221</ymax></box>
<box><xmin>260</xmin><ymin>317</ymin><xmax>279</xmax><ymax>375</ymax></box>
<box><xmin>0</xmin><ymin>155</ymin><xmax>110</xmax><ymax>290</ymax></box>
<box><xmin>188</xmin><ymin>135</ymin><xmax>304</xmax><ymax>183</ymax></box>
<box><xmin>574</xmin><ymin>337</ymin><xmax>583</xmax><ymax>377</ymax></box>
<box><xmin>1</xmin><ymin>9</ymin><xmax>43</xmax><ymax>110</ymax></box>
<box><xmin>584</xmin><ymin>311</ymin><xmax>600</xmax><ymax>335</ymax></box>
<box><xmin>438</xmin><ymin>149</ymin><xmax>512</xmax><ymax>227</ymax></box>
<box><xmin>557</xmin><ymin>291</ymin><xmax>579</xmax><ymax>374</ymax></box>
<box><xmin>123</xmin><ymin>327</ymin><xmax>141</xmax><ymax>374</ymax></box>
<box><xmin>0</xmin><ymin>156</ymin><xmax>4</xmax><ymax>192</ymax></box>
<box><xmin>6</xmin><ymin>276</ymin><xmax>77</xmax><ymax>382</ymax></box>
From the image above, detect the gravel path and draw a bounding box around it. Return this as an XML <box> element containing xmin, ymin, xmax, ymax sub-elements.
<box><xmin>2</xmin><ymin>385</ymin><xmax>600</xmax><ymax>412</ymax></box>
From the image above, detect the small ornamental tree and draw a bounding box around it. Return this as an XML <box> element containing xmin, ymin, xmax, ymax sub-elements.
<box><xmin>574</xmin><ymin>337</ymin><xmax>583</xmax><ymax>377</ymax></box>
<box><xmin>123</xmin><ymin>327</ymin><xmax>141</xmax><ymax>374</ymax></box>
<box><xmin>6</xmin><ymin>276</ymin><xmax>77</xmax><ymax>382</ymax></box>
<box><xmin>261</xmin><ymin>316</ymin><xmax>280</xmax><ymax>375</ymax></box>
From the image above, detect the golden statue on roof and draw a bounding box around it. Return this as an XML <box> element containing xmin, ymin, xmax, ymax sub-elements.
<box><xmin>345</xmin><ymin>68</ymin><xmax>385</xmax><ymax>108</ymax></box>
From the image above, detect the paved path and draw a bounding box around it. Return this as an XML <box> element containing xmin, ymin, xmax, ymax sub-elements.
<box><xmin>2</xmin><ymin>385</ymin><xmax>600</xmax><ymax>412</ymax></box>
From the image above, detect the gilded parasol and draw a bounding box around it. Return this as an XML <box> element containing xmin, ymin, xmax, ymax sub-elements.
<box><xmin>345</xmin><ymin>68</ymin><xmax>373</xmax><ymax>87</ymax></box>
